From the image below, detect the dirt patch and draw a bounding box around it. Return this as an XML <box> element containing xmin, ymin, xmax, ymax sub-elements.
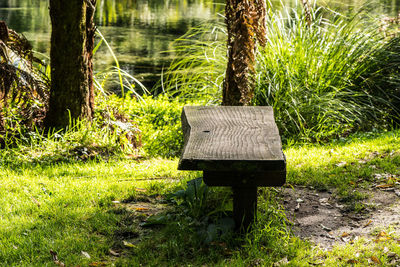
<box><xmin>282</xmin><ymin>186</ymin><xmax>400</xmax><ymax>249</ymax></box>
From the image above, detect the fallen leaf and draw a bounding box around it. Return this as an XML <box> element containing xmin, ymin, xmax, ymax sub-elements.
<box><xmin>123</xmin><ymin>240</ymin><xmax>137</xmax><ymax>248</ymax></box>
<box><xmin>109</xmin><ymin>249</ymin><xmax>120</xmax><ymax>256</ymax></box>
<box><xmin>325</xmin><ymin>233</ymin><xmax>335</xmax><ymax>239</ymax></box>
<box><xmin>370</xmin><ymin>256</ymin><xmax>381</xmax><ymax>264</ymax></box>
<box><xmin>349</xmin><ymin>181</ymin><xmax>357</xmax><ymax>186</ymax></box>
<box><xmin>377</xmin><ymin>231</ymin><xmax>388</xmax><ymax>237</ymax></box>
<box><xmin>374</xmin><ymin>173</ymin><xmax>388</xmax><ymax>180</ymax></box>
<box><xmin>321</xmin><ymin>224</ymin><xmax>332</xmax><ymax>231</ymax></box>
<box><xmin>341</xmin><ymin>236</ymin><xmax>352</xmax><ymax>243</ymax></box>
<box><xmin>363</xmin><ymin>220</ymin><xmax>372</xmax><ymax>228</ymax></box>
<box><xmin>336</xmin><ymin>161</ymin><xmax>347</xmax><ymax>167</ymax></box>
<box><xmin>135</xmin><ymin>188</ymin><xmax>146</xmax><ymax>192</ymax></box>
<box><xmin>81</xmin><ymin>251</ymin><xmax>91</xmax><ymax>259</ymax></box>
<box><xmin>89</xmin><ymin>262</ymin><xmax>107</xmax><ymax>266</ymax></box>
<box><xmin>50</xmin><ymin>250</ymin><xmax>65</xmax><ymax>267</ymax></box>
<box><xmin>376</xmin><ymin>184</ymin><xmax>394</xmax><ymax>188</ymax></box>
<box><xmin>319</xmin><ymin>198</ymin><xmax>331</xmax><ymax>207</ymax></box>
<box><xmin>341</xmin><ymin>232</ymin><xmax>350</xmax><ymax>238</ymax></box>
<box><xmin>135</xmin><ymin>207</ymin><xmax>149</xmax><ymax>211</ymax></box>
<box><xmin>335</xmin><ymin>203</ymin><xmax>344</xmax><ymax>209</ymax></box>
<box><xmin>347</xmin><ymin>259</ymin><xmax>359</xmax><ymax>264</ymax></box>
<box><xmin>375</xmin><ymin>231</ymin><xmax>392</xmax><ymax>242</ymax></box>
<box><xmin>294</xmin><ymin>202</ymin><xmax>300</xmax><ymax>212</ymax></box>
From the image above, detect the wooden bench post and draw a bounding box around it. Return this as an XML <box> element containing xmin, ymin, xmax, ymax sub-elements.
<box><xmin>233</xmin><ymin>185</ymin><xmax>257</xmax><ymax>231</ymax></box>
<box><xmin>178</xmin><ymin>106</ymin><xmax>286</xmax><ymax>232</ymax></box>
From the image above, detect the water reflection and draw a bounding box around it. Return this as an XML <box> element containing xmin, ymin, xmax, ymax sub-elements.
<box><xmin>94</xmin><ymin>0</ymin><xmax>225</xmax><ymax>88</ymax></box>
<box><xmin>1</xmin><ymin>0</ymin><xmax>399</xmax><ymax>90</ymax></box>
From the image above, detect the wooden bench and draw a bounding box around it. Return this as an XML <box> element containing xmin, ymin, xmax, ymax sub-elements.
<box><xmin>178</xmin><ymin>106</ymin><xmax>286</xmax><ymax>231</ymax></box>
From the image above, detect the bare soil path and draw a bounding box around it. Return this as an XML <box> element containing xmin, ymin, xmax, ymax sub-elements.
<box><xmin>282</xmin><ymin>186</ymin><xmax>400</xmax><ymax>249</ymax></box>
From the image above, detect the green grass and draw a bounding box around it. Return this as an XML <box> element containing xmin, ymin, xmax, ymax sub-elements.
<box><xmin>1</xmin><ymin>128</ymin><xmax>399</xmax><ymax>266</ymax></box>
<box><xmin>0</xmin><ymin>157</ymin><xmax>195</xmax><ymax>266</ymax></box>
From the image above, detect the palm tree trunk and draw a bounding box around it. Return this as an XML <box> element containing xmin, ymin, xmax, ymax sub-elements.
<box><xmin>223</xmin><ymin>0</ymin><xmax>266</xmax><ymax>106</ymax></box>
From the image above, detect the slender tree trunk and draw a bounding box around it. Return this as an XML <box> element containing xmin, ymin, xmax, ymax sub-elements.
<box><xmin>86</xmin><ymin>0</ymin><xmax>96</xmax><ymax>114</ymax></box>
<box><xmin>223</xmin><ymin>0</ymin><xmax>266</xmax><ymax>106</ymax></box>
<box><xmin>45</xmin><ymin>0</ymin><xmax>96</xmax><ymax>128</ymax></box>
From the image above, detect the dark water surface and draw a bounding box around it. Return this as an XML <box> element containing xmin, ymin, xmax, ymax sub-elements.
<box><xmin>1</xmin><ymin>0</ymin><xmax>399</xmax><ymax>90</ymax></box>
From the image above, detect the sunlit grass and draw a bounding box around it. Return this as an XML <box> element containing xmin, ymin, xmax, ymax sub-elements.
<box><xmin>0</xmin><ymin>157</ymin><xmax>196</xmax><ymax>265</ymax></box>
<box><xmin>1</xmin><ymin>128</ymin><xmax>399</xmax><ymax>265</ymax></box>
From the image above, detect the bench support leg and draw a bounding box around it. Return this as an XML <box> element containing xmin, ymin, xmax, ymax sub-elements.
<box><xmin>233</xmin><ymin>186</ymin><xmax>257</xmax><ymax>232</ymax></box>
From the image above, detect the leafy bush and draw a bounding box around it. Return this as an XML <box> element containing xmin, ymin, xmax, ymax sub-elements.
<box><xmin>134</xmin><ymin>95</ymin><xmax>186</xmax><ymax>158</ymax></box>
<box><xmin>97</xmin><ymin>93</ymin><xmax>188</xmax><ymax>158</ymax></box>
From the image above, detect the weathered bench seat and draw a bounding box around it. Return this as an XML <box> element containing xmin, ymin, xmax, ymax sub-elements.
<box><xmin>178</xmin><ymin>106</ymin><xmax>286</xmax><ymax>230</ymax></box>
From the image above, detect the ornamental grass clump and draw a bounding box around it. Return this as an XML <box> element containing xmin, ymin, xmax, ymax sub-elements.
<box><xmin>164</xmin><ymin>2</ymin><xmax>400</xmax><ymax>142</ymax></box>
<box><xmin>162</xmin><ymin>23</ymin><xmax>227</xmax><ymax>104</ymax></box>
<box><xmin>254</xmin><ymin>1</ymin><xmax>400</xmax><ymax>141</ymax></box>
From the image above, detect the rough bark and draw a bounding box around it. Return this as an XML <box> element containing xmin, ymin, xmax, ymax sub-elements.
<box><xmin>45</xmin><ymin>0</ymin><xmax>96</xmax><ymax>128</ymax></box>
<box><xmin>223</xmin><ymin>0</ymin><xmax>266</xmax><ymax>106</ymax></box>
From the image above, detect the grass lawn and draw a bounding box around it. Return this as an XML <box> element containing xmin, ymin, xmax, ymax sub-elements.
<box><xmin>1</xmin><ymin>129</ymin><xmax>399</xmax><ymax>266</ymax></box>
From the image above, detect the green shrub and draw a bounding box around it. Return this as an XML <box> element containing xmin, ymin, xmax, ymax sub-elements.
<box><xmin>97</xmin><ymin>93</ymin><xmax>188</xmax><ymax>158</ymax></box>
<box><xmin>135</xmin><ymin>95</ymin><xmax>186</xmax><ymax>158</ymax></box>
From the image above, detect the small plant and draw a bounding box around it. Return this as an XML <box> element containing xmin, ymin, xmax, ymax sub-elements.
<box><xmin>168</xmin><ymin>177</ymin><xmax>209</xmax><ymax>219</ymax></box>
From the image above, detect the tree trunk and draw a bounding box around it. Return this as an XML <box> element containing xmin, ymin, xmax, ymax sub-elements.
<box><xmin>45</xmin><ymin>0</ymin><xmax>96</xmax><ymax>128</ymax></box>
<box><xmin>223</xmin><ymin>0</ymin><xmax>266</xmax><ymax>106</ymax></box>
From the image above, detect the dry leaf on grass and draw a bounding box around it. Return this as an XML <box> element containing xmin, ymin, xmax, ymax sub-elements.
<box><xmin>341</xmin><ymin>232</ymin><xmax>350</xmax><ymax>238</ymax></box>
<box><xmin>335</xmin><ymin>161</ymin><xmax>347</xmax><ymax>167</ymax></box>
<box><xmin>81</xmin><ymin>251</ymin><xmax>91</xmax><ymax>259</ymax></box>
<box><xmin>109</xmin><ymin>249</ymin><xmax>120</xmax><ymax>257</ymax></box>
<box><xmin>370</xmin><ymin>255</ymin><xmax>381</xmax><ymax>264</ymax></box>
<box><xmin>375</xmin><ymin>231</ymin><xmax>392</xmax><ymax>242</ymax></box>
<box><xmin>135</xmin><ymin>207</ymin><xmax>149</xmax><ymax>211</ymax></box>
<box><xmin>50</xmin><ymin>250</ymin><xmax>65</xmax><ymax>267</ymax></box>
<box><xmin>123</xmin><ymin>240</ymin><xmax>137</xmax><ymax>248</ymax></box>
<box><xmin>320</xmin><ymin>224</ymin><xmax>332</xmax><ymax>231</ymax></box>
<box><xmin>363</xmin><ymin>220</ymin><xmax>372</xmax><ymax>228</ymax></box>
<box><xmin>376</xmin><ymin>184</ymin><xmax>394</xmax><ymax>189</ymax></box>
<box><xmin>135</xmin><ymin>188</ymin><xmax>146</xmax><ymax>192</ymax></box>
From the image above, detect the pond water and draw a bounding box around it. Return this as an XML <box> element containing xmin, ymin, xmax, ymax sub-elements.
<box><xmin>1</xmin><ymin>0</ymin><xmax>400</xmax><ymax>91</ymax></box>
